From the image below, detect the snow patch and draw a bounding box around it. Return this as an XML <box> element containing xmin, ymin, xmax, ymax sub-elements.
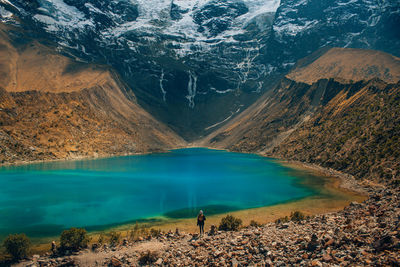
<box><xmin>273</xmin><ymin>19</ymin><xmax>319</xmax><ymax>37</ymax></box>
<box><xmin>0</xmin><ymin>5</ymin><xmax>12</xmax><ymax>19</ymax></box>
<box><xmin>31</xmin><ymin>0</ymin><xmax>94</xmax><ymax>32</ymax></box>
<box><xmin>204</xmin><ymin>107</ymin><xmax>242</xmax><ymax>131</ymax></box>
<box><xmin>159</xmin><ymin>69</ymin><xmax>167</xmax><ymax>102</ymax></box>
<box><xmin>186</xmin><ymin>71</ymin><xmax>197</xmax><ymax>108</ymax></box>
<box><xmin>210</xmin><ymin>87</ymin><xmax>234</xmax><ymax>94</ymax></box>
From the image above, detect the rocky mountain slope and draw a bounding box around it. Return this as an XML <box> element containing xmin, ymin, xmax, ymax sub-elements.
<box><xmin>0</xmin><ymin>24</ymin><xmax>185</xmax><ymax>164</ymax></box>
<box><xmin>203</xmin><ymin>48</ymin><xmax>400</xmax><ymax>182</ymax></box>
<box><xmin>1</xmin><ymin>0</ymin><xmax>398</xmax><ymax>139</ymax></box>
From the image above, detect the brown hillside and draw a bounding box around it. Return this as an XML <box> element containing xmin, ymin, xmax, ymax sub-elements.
<box><xmin>286</xmin><ymin>47</ymin><xmax>400</xmax><ymax>84</ymax></box>
<box><xmin>0</xmin><ymin>25</ymin><xmax>185</xmax><ymax>164</ymax></box>
<box><xmin>203</xmin><ymin>48</ymin><xmax>400</xmax><ymax>182</ymax></box>
<box><xmin>271</xmin><ymin>79</ymin><xmax>400</xmax><ymax>181</ymax></box>
<box><xmin>0</xmin><ymin>25</ymin><xmax>113</xmax><ymax>93</ymax></box>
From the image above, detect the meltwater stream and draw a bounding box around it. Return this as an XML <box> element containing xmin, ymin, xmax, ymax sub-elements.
<box><xmin>0</xmin><ymin>148</ymin><xmax>316</xmax><ymax>238</ymax></box>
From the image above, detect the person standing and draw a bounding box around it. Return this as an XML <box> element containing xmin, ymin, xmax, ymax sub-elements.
<box><xmin>197</xmin><ymin>210</ymin><xmax>206</xmax><ymax>236</ymax></box>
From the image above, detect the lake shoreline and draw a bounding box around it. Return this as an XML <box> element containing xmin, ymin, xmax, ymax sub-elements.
<box><xmin>0</xmin><ymin>149</ymin><xmax>175</xmax><ymax>168</ymax></box>
<box><xmin>0</xmin><ymin>146</ymin><xmax>370</xmax><ymax>256</ymax></box>
<box><xmin>276</xmin><ymin>159</ymin><xmax>367</xmax><ymax>195</ymax></box>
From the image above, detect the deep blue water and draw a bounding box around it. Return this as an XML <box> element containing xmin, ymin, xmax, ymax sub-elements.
<box><xmin>0</xmin><ymin>148</ymin><xmax>316</xmax><ymax>238</ymax></box>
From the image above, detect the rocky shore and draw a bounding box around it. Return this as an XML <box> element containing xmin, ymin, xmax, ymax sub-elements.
<box><xmin>15</xmin><ymin>184</ymin><xmax>399</xmax><ymax>267</ymax></box>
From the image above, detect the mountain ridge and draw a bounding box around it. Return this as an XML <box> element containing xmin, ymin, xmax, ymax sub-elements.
<box><xmin>286</xmin><ymin>47</ymin><xmax>400</xmax><ymax>85</ymax></box>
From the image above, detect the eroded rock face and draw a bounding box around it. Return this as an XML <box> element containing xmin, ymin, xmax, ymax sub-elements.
<box><xmin>264</xmin><ymin>0</ymin><xmax>400</xmax><ymax>69</ymax></box>
<box><xmin>193</xmin><ymin>0</ymin><xmax>249</xmax><ymax>37</ymax></box>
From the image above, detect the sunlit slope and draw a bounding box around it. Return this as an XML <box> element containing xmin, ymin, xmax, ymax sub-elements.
<box><xmin>0</xmin><ymin>25</ymin><xmax>185</xmax><ymax>164</ymax></box>
<box><xmin>287</xmin><ymin>47</ymin><xmax>400</xmax><ymax>85</ymax></box>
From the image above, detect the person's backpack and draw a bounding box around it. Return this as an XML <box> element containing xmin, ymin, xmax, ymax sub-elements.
<box><xmin>198</xmin><ymin>214</ymin><xmax>205</xmax><ymax>222</ymax></box>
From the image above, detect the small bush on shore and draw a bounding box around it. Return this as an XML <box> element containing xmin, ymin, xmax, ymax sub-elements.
<box><xmin>276</xmin><ymin>211</ymin><xmax>308</xmax><ymax>224</ymax></box>
<box><xmin>109</xmin><ymin>231</ymin><xmax>120</xmax><ymax>247</ymax></box>
<box><xmin>218</xmin><ymin>215</ymin><xmax>242</xmax><ymax>231</ymax></box>
<box><xmin>249</xmin><ymin>220</ymin><xmax>262</xmax><ymax>227</ymax></box>
<box><xmin>140</xmin><ymin>227</ymin><xmax>150</xmax><ymax>239</ymax></box>
<box><xmin>150</xmin><ymin>228</ymin><xmax>161</xmax><ymax>238</ymax></box>
<box><xmin>2</xmin><ymin>234</ymin><xmax>31</xmax><ymax>260</ymax></box>
<box><xmin>60</xmin><ymin>228</ymin><xmax>89</xmax><ymax>251</ymax></box>
<box><xmin>290</xmin><ymin>211</ymin><xmax>306</xmax><ymax>222</ymax></box>
<box><xmin>128</xmin><ymin>222</ymin><xmax>140</xmax><ymax>241</ymax></box>
<box><xmin>98</xmin><ymin>233</ymin><xmax>107</xmax><ymax>245</ymax></box>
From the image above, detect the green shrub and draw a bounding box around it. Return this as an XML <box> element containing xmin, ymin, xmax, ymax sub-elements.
<box><xmin>138</xmin><ymin>250</ymin><xmax>158</xmax><ymax>265</ymax></box>
<box><xmin>150</xmin><ymin>228</ymin><xmax>161</xmax><ymax>238</ymax></box>
<box><xmin>109</xmin><ymin>231</ymin><xmax>120</xmax><ymax>247</ymax></box>
<box><xmin>249</xmin><ymin>220</ymin><xmax>261</xmax><ymax>227</ymax></box>
<box><xmin>290</xmin><ymin>211</ymin><xmax>305</xmax><ymax>222</ymax></box>
<box><xmin>140</xmin><ymin>227</ymin><xmax>150</xmax><ymax>238</ymax></box>
<box><xmin>98</xmin><ymin>233</ymin><xmax>107</xmax><ymax>245</ymax></box>
<box><xmin>275</xmin><ymin>211</ymin><xmax>307</xmax><ymax>224</ymax></box>
<box><xmin>60</xmin><ymin>228</ymin><xmax>89</xmax><ymax>251</ymax></box>
<box><xmin>128</xmin><ymin>222</ymin><xmax>140</xmax><ymax>241</ymax></box>
<box><xmin>2</xmin><ymin>234</ymin><xmax>31</xmax><ymax>260</ymax></box>
<box><xmin>218</xmin><ymin>215</ymin><xmax>242</xmax><ymax>231</ymax></box>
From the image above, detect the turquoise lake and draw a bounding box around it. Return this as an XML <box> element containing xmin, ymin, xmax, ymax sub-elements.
<box><xmin>0</xmin><ymin>148</ymin><xmax>317</xmax><ymax>238</ymax></box>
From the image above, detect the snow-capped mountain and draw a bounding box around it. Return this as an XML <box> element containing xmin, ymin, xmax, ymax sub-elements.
<box><xmin>0</xmin><ymin>0</ymin><xmax>398</xmax><ymax>139</ymax></box>
<box><xmin>263</xmin><ymin>0</ymin><xmax>400</xmax><ymax>69</ymax></box>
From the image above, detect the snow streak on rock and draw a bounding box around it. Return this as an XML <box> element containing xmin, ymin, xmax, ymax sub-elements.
<box><xmin>186</xmin><ymin>71</ymin><xmax>197</xmax><ymax>108</ymax></box>
<box><xmin>160</xmin><ymin>68</ymin><xmax>166</xmax><ymax>102</ymax></box>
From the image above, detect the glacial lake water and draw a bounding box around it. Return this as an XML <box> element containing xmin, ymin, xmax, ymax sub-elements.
<box><xmin>0</xmin><ymin>148</ymin><xmax>319</xmax><ymax>238</ymax></box>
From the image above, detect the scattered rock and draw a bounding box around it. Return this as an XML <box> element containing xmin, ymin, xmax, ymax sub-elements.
<box><xmin>155</xmin><ymin>258</ymin><xmax>163</xmax><ymax>265</ymax></box>
<box><xmin>307</xmin><ymin>234</ymin><xmax>319</xmax><ymax>252</ymax></box>
<box><xmin>373</xmin><ymin>235</ymin><xmax>395</xmax><ymax>251</ymax></box>
<box><xmin>110</xmin><ymin>257</ymin><xmax>122</xmax><ymax>267</ymax></box>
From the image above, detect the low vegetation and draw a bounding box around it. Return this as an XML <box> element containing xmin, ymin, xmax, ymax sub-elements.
<box><xmin>108</xmin><ymin>231</ymin><xmax>120</xmax><ymax>247</ymax></box>
<box><xmin>60</xmin><ymin>228</ymin><xmax>89</xmax><ymax>251</ymax></box>
<box><xmin>290</xmin><ymin>211</ymin><xmax>306</xmax><ymax>222</ymax></box>
<box><xmin>150</xmin><ymin>228</ymin><xmax>162</xmax><ymax>238</ymax></box>
<box><xmin>273</xmin><ymin>80</ymin><xmax>400</xmax><ymax>182</ymax></box>
<box><xmin>275</xmin><ymin>211</ymin><xmax>308</xmax><ymax>224</ymax></box>
<box><xmin>249</xmin><ymin>220</ymin><xmax>262</xmax><ymax>227</ymax></box>
<box><xmin>97</xmin><ymin>233</ymin><xmax>107</xmax><ymax>246</ymax></box>
<box><xmin>219</xmin><ymin>214</ymin><xmax>242</xmax><ymax>231</ymax></box>
<box><xmin>2</xmin><ymin>234</ymin><xmax>31</xmax><ymax>261</ymax></box>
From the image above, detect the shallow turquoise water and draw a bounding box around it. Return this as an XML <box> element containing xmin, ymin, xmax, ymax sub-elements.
<box><xmin>0</xmin><ymin>148</ymin><xmax>316</xmax><ymax>238</ymax></box>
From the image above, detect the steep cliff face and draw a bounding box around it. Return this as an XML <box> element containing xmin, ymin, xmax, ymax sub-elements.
<box><xmin>203</xmin><ymin>48</ymin><xmax>400</xmax><ymax>181</ymax></box>
<box><xmin>264</xmin><ymin>0</ymin><xmax>400</xmax><ymax>70</ymax></box>
<box><xmin>0</xmin><ymin>25</ymin><xmax>185</xmax><ymax>164</ymax></box>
